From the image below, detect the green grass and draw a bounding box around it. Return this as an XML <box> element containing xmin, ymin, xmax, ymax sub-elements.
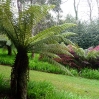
<box><xmin>0</xmin><ymin>65</ymin><xmax>99</xmax><ymax>99</ymax></box>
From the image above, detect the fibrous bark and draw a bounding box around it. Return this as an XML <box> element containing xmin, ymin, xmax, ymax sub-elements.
<box><xmin>11</xmin><ymin>50</ymin><xmax>29</xmax><ymax>99</ymax></box>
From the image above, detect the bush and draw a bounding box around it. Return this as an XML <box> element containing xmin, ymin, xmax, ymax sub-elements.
<box><xmin>81</xmin><ymin>68</ymin><xmax>99</xmax><ymax>79</ymax></box>
<box><xmin>54</xmin><ymin>45</ymin><xmax>86</xmax><ymax>71</ymax></box>
<box><xmin>27</xmin><ymin>81</ymin><xmax>89</xmax><ymax>99</ymax></box>
<box><xmin>29</xmin><ymin>60</ymin><xmax>65</xmax><ymax>74</ymax></box>
<box><xmin>28</xmin><ymin>81</ymin><xmax>55</xmax><ymax>99</ymax></box>
<box><xmin>55</xmin><ymin>45</ymin><xmax>99</xmax><ymax>70</ymax></box>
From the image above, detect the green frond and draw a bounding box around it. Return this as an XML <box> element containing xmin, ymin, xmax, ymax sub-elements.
<box><xmin>18</xmin><ymin>5</ymin><xmax>54</xmax><ymax>37</ymax></box>
<box><xmin>0</xmin><ymin>3</ymin><xmax>55</xmax><ymax>49</ymax></box>
<box><xmin>27</xmin><ymin>35</ymin><xmax>60</xmax><ymax>49</ymax></box>
<box><xmin>0</xmin><ymin>3</ymin><xmax>21</xmax><ymax>47</ymax></box>
<box><xmin>40</xmin><ymin>52</ymin><xmax>61</xmax><ymax>59</ymax></box>
<box><xmin>75</xmin><ymin>47</ymin><xmax>86</xmax><ymax>58</ymax></box>
<box><xmin>61</xmin><ymin>32</ymin><xmax>77</xmax><ymax>37</ymax></box>
<box><xmin>26</xmin><ymin>23</ymin><xmax>76</xmax><ymax>49</ymax></box>
<box><xmin>29</xmin><ymin>43</ymin><xmax>73</xmax><ymax>57</ymax></box>
<box><xmin>40</xmin><ymin>55</ymin><xmax>73</xmax><ymax>76</ymax></box>
<box><xmin>60</xmin><ymin>37</ymin><xmax>74</xmax><ymax>45</ymax></box>
<box><xmin>86</xmin><ymin>50</ymin><xmax>99</xmax><ymax>59</ymax></box>
<box><xmin>31</xmin><ymin>23</ymin><xmax>76</xmax><ymax>43</ymax></box>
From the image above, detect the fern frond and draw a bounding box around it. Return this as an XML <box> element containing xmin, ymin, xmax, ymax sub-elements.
<box><xmin>61</xmin><ymin>32</ymin><xmax>77</xmax><ymax>37</ymax></box>
<box><xmin>31</xmin><ymin>23</ymin><xmax>76</xmax><ymax>43</ymax></box>
<box><xmin>29</xmin><ymin>43</ymin><xmax>73</xmax><ymax>57</ymax></box>
<box><xmin>40</xmin><ymin>52</ymin><xmax>61</xmax><ymax>59</ymax></box>
<box><xmin>40</xmin><ymin>55</ymin><xmax>73</xmax><ymax>76</ymax></box>
<box><xmin>86</xmin><ymin>50</ymin><xmax>99</xmax><ymax>59</ymax></box>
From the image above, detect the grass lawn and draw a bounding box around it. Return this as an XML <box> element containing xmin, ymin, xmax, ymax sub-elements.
<box><xmin>0</xmin><ymin>65</ymin><xmax>99</xmax><ymax>99</ymax></box>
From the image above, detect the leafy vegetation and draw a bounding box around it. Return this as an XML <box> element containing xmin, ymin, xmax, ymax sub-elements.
<box><xmin>65</xmin><ymin>19</ymin><xmax>99</xmax><ymax>49</ymax></box>
<box><xmin>0</xmin><ymin>1</ymin><xmax>99</xmax><ymax>99</ymax></box>
<box><xmin>0</xmin><ymin>74</ymin><xmax>87</xmax><ymax>99</ymax></box>
<box><xmin>55</xmin><ymin>44</ymin><xmax>99</xmax><ymax>71</ymax></box>
<box><xmin>1</xmin><ymin>49</ymin><xmax>99</xmax><ymax>80</ymax></box>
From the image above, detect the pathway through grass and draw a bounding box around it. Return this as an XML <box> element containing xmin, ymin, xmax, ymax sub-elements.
<box><xmin>0</xmin><ymin>65</ymin><xmax>99</xmax><ymax>99</ymax></box>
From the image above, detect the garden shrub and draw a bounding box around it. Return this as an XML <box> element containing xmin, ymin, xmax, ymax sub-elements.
<box><xmin>81</xmin><ymin>68</ymin><xmax>99</xmax><ymax>79</ymax></box>
<box><xmin>27</xmin><ymin>81</ymin><xmax>90</xmax><ymax>99</ymax></box>
<box><xmin>28</xmin><ymin>81</ymin><xmax>55</xmax><ymax>99</ymax></box>
<box><xmin>55</xmin><ymin>44</ymin><xmax>99</xmax><ymax>71</ymax></box>
<box><xmin>54</xmin><ymin>45</ymin><xmax>86</xmax><ymax>71</ymax></box>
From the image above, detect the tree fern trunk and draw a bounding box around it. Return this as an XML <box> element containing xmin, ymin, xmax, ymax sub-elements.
<box><xmin>11</xmin><ymin>53</ymin><xmax>19</xmax><ymax>98</ymax></box>
<box><xmin>11</xmin><ymin>51</ymin><xmax>29</xmax><ymax>99</ymax></box>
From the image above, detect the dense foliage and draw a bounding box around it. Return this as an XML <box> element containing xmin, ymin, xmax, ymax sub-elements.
<box><xmin>55</xmin><ymin>44</ymin><xmax>99</xmax><ymax>71</ymax></box>
<box><xmin>64</xmin><ymin>15</ymin><xmax>99</xmax><ymax>49</ymax></box>
<box><xmin>1</xmin><ymin>49</ymin><xmax>99</xmax><ymax>80</ymax></box>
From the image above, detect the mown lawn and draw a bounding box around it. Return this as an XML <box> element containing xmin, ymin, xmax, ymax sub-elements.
<box><xmin>0</xmin><ymin>65</ymin><xmax>99</xmax><ymax>99</ymax></box>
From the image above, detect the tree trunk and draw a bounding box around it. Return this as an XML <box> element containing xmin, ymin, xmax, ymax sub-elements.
<box><xmin>6</xmin><ymin>45</ymin><xmax>12</xmax><ymax>55</ymax></box>
<box><xmin>11</xmin><ymin>50</ymin><xmax>29</xmax><ymax>99</ymax></box>
<box><xmin>73</xmin><ymin>0</ymin><xmax>80</xmax><ymax>21</ymax></box>
<box><xmin>74</xmin><ymin>0</ymin><xmax>78</xmax><ymax>20</ymax></box>
<box><xmin>87</xmin><ymin>0</ymin><xmax>92</xmax><ymax>22</ymax></box>
<box><xmin>96</xmin><ymin>0</ymin><xmax>99</xmax><ymax>19</ymax></box>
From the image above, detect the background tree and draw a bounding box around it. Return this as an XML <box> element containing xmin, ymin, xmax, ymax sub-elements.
<box><xmin>87</xmin><ymin>0</ymin><xmax>93</xmax><ymax>22</ymax></box>
<box><xmin>65</xmin><ymin>15</ymin><xmax>99</xmax><ymax>49</ymax></box>
<box><xmin>47</xmin><ymin>0</ymin><xmax>62</xmax><ymax>25</ymax></box>
<box><xmin>96</xmin><ymin>0</ymin><xmax>99</xmax><ymax>19</ymax></box>
<box><xmin>73</xmin><ymin>0</ymin><xmax>80</xmax><ymax>21</ymax></box>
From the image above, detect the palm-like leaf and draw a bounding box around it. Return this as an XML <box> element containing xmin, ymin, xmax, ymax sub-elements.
<box><xmin>86</xmin><ymin>50</ymin><xmax>99</xmax><ymax>59</ymax></box>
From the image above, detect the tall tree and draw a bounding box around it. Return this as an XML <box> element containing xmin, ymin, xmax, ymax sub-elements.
<box><xmin>87</xmin><ymin>0</ymin><xmax>93</xmax><ymax>21</ymax></box>
<box><xmin>0</xmin><ymin>2</ymin><xmax>75</xmax><ymax>99</ymax></box>
<box><xmin>48</xmin><ymin>0</ymin><xmax>62</xmax><ymax>25</ymax></box>
<box><xmin>96</xmin><ymin>0</ymin><xmax>99</xmax><ymax>19</ymax></box>
<box><xmin>73</xmin><ymin>0</ymin><xmax>80</xmax><ymax>21</ymax></box>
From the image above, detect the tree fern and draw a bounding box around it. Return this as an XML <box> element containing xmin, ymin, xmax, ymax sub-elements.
<box><xmin>0</xmin><ymin>1</ymin><xmax>76</xmax><ymax>99</ymax></box>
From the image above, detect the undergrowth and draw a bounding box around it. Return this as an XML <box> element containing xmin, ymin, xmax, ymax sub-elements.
<box><xmin>0</xmin><ymin>74</ymin><xmax>90</xmax><ymax>99</ymax></box>
<box><xmin>0</xmin><ymin>49</ymin><xmax>99</xmax><ymax>80</ymax></box>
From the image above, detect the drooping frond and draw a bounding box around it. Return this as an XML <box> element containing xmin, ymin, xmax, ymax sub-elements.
<box><xmin>17</xmin><ymin>5</ymin><xmax>54</xmax><ymax>41</ymax></box>
<box><xmin>39</xmin><ymin>54</ymin><xmax>73</xmax><ymax>76</ymax></box>
<box><xmin>0</xmin><ymin>3</ymin><xmax>54</xmax><ymax>49</ymax></box>
<box><xmin>29</xmin><ymin>23</ymin><xmax>76</xmax><ymax>43</ymax></box>
<box><xmin>26</xmin><ymin>23</ymin><xmax>76</xmax><ymax>49</ymax></box>
<box><xmin>75</xmin><ymin>48</ymin><xmax>86</xmax><ymax>58</ymax></box>
<box><xmin>32</xmin><ymin>43</ymin><xmax>72</xmax><ymax>56</ymax></box>
<box><xmin>86</xmin><ymin>50</ymin><xmax>99</xmax><ymax>59</ymax></box>
<box><xmin>61</xmin><ymin>32</ymin><xmax>77</xmax><ymax>38</ymax></box>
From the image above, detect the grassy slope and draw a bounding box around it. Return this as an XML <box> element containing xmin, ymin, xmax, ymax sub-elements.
<box><xmin>0</xmin><ymin>65</ymin><xmax>99</xmax><ymax>99</ymax></box>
